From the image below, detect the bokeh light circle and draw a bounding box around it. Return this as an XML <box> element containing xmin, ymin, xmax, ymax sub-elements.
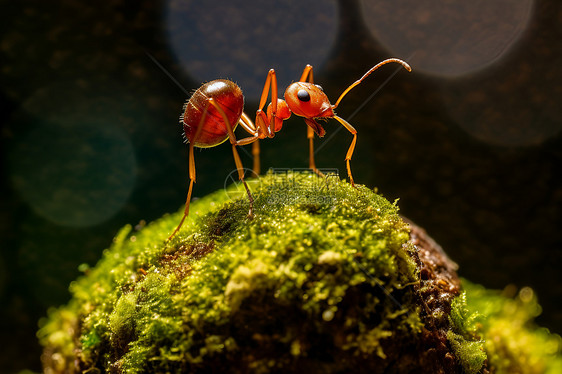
<box><xmin>441</xmin><ymin>70</ymin><xmax>562</xmax><ymax>147</ymax></box>
<box><xmin>165</xmin><ymin>0</ymin><xmax>338</xmax><ymax>100</ymax></box>
<box><xmin>9</xmin><ymin>83</ymin><xmax>137</xmax><ymax>227</ymax></box>
<box><xmin>360</xmin><ymin>0</ymin><xmax>534</xmax><ymax>77</ymax></box>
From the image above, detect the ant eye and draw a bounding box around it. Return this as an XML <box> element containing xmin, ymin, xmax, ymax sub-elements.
<box><xmin>297</xmin><ymin>89</ymin><xmax>311</xmax><ymax>102</ymax></box>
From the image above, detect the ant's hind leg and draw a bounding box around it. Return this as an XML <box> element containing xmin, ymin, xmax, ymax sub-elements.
<box><xmin>168</xmin><ymin>104</ymin><xmax>210</xmax><ymax>241</ymax></box>
<box><xmin>168</xmin><ymin>142</ymin><xmax>196</xmax><ymax>241</ymax></box>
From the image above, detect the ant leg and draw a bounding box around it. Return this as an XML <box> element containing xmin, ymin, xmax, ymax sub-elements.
<box><xmin>252</xmin><ymin>141</ymin><xmax>260</xmax><ymax>175</ymax></box>
<box><xmin>168</xmin><ymin>142</ymin><xmax>196</xmax><ymax>240</ymax></box>
<box><xmin>233</xmin><ymin>111</ymin><xmax>259</xmax><ymax>181</ymax></box>
<box><xmin>333</xmin><ymin>58</ymin><xmax>411</xmax><ymax>109</ymax></box>
<box><xmin>256</xmin><ymin>69</ymin><xmax>278</xmax><ymax>137</ymax></box>
<box><xmin>208</xmin><ymin>98</ymin><xmax>255</xmax><ymax>218</ymax></box>
<box><xmin>230</xmin><ymin>143</ymin><xmax>254</xmax><ymax>217</ymax></box>
<box><xmin>298</xmin><ymin>65</ymin><xmax>323</xmax><ymax>175</ymax></box>
<box><xmin>299</xmin><ymin>64</ymin><xmax>314</xmax><ymax>83</ymax></box>
<box><xmin>307</xmin><ymin>125</ymin><xmax>324</xmax><ymax>177</ymax></box>
<box><xmin>234</xmin><ymin>132</ymin><xmax>261</xmax><ymax>175</ymax></box>
<box><xmin>233</xmin><ymin>112</ymin><xmax>266</xmax><ymax>179</ymax></box>
<box><xmin>307</xmin><ymin>125</ymin><xmax>316</xmax><ymax>170</ymax></box>
<box><xmin>333</xmin><ymin>116</ymin><xmax>358</xmax><ymax>187</ymax></box>
<box><xmin>167</xmin><ymin>104</ymin><xmax>211</xmax><ymax>241</ymax></box>
<box><xmin>238</xmin><ymin>112</ymin><xmax>257</xmax><ymax>134</ymax></box>
<box><xmin>237</xmin><ymin>112</ymin><xmax>261</xmax><ymax>175</ymax></box>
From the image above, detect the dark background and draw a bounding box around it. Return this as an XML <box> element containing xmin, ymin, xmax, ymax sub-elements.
<box><xmin>1</xmin><ymin>0</ymin><xmax>560</xmax><ymax>372</ymax></box>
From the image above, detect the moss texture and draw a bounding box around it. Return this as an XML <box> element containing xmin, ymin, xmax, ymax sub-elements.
<box><xmin>38</xmin><ymin>171</ymin><xmax>561</xmax><ymax>373</ymax></box>
<box><xmin>460</xmin><ymin>280</ymin><xmax>562</xmax><ymax>374</ymax></box>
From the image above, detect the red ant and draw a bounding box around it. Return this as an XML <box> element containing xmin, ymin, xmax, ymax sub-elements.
<box><xmin>168</xmin><ymin>58</ymin><xmax>411</xmax><ymax>240</ymax></box>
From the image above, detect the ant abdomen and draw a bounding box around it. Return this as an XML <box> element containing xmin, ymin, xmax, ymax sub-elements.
<box><xmin>182</xmin><ymin>79</ymin><xmax>244</xmax><ymax>148</ymax></box>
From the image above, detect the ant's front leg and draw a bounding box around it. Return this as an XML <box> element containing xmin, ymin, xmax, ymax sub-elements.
<box><xmin>333</xmin><ymin>116</ymin><xmax>358</xmax><ymax>188</ymax></box>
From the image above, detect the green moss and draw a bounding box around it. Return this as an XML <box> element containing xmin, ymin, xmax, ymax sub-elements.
<box><xmin>447</xmin><ymin>292</ymin><xmax>486</xmax><ymax>374</ymax></box>
<box><xmin>460</xmin><ymin>280</ymin><xmax>562</xmax><ymax>374</ymax></box>
<box><xmin>38</xmin><ymin>172</ymin><xmax>422</xmax><ymax>372</ymax></box>
<box><xmin>38</xmin><ymin>171</ymin><xmax>562</xmax><ymax>373</ymax></box>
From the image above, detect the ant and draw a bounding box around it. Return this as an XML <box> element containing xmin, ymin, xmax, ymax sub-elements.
<box><xmin>167</xmin><ymin>58</ymin><xmax>411</xmax><ymax>240</ymax></box>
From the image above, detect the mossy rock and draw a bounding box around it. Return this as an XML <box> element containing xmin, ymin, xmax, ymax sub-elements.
<box><xmin>38</xmin><ymin>171</ymin><xmax>562</xmax><ymax>373</ymax></box>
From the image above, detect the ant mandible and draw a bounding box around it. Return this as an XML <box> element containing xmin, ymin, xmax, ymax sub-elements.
<box><xmin>167</xmin><ymin>58</ymin><xmax>411</xmax><ymax>240</ymax></box>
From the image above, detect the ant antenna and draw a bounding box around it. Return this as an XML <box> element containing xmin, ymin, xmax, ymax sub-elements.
<box><xmin>332</xmin><ymin>58</ymin><xmax>411</xmax><ymax>110</ymax></box>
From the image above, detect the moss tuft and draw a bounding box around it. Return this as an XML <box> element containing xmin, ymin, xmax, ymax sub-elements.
<box><xmin>447</xmin><ymin>292</ymin><xmax>486</xmax><ymax>374</ymax></box>
<box><xmin>461</xmin><ymin>280</ymin><xmax>562</xmax><ymax>374</ymax></box>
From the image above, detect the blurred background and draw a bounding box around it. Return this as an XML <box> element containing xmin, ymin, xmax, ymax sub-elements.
<box><xmin>0</xmin><ymin>0</ymin><xmax>560</xmax><ymax>371</ymax></box>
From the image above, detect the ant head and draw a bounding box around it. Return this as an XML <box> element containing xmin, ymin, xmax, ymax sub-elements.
<box><xmin>284</xmin><ymin>82</ymin><xmax>334</xmax><ymax>119</ymax></box>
